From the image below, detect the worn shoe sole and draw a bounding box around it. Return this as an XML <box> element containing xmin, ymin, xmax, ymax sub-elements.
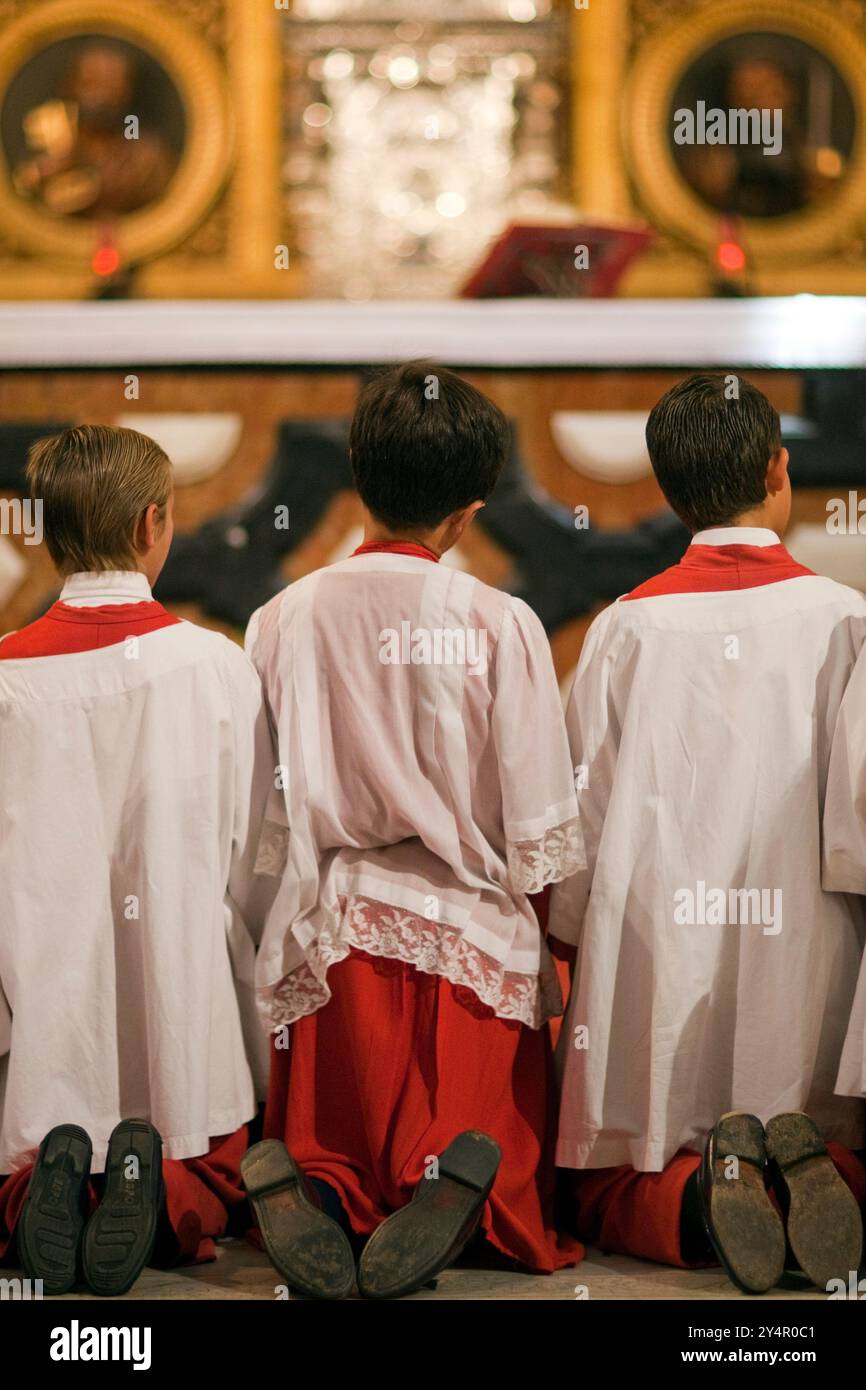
<box><xmin>241</xmin><ymin>1139</ymin><xmax>356</xmax><ymax>1300</ymax></box>
<box><xmin>81</xmin><ymin>1119</ymin><xmax>162</xmax><ymax>1296</ymax></box>
<box><xmin>698</xmin><ymin>1112</ymin><xmax>785</xmax><ymax>1295</ymax></box>
<box><xmin>765</xmin><ymin>1111</ymin><xmax>863</xmax><ymax>1292</ymax></box>
<box><xmin>18</xmin><ymin>1123</ymin><xmax>92</xmax><ymax>1296</ymax></box>
<box><xmin>358</xmin><ymin>1130</ymin><xmax>501</xmax><ymax>1300</ymax></box>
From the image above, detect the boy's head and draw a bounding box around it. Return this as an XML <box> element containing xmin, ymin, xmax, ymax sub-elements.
<box><xmin>27</xmin><ymin>424</ymin><xmax>174</xmax><ymax>583</ymax></box>
<box><xmin>349</xmin><ymin>361</ymin><xmax>509</xmax><ymax>550</ymax></box>
<box><xmin>645</xmin><ymin>373</ymin><xmax>791</xmax><ymax>535</ymax></box>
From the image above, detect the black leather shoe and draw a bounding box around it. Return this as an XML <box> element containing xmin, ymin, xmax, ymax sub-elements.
<box><xmin>241</xmin><ymin>1139</ymin><xmax>356</xmax><ymax>1300</ymax></box>
<box><xmin>698</xmin><ymin>1112</ymin><xmax>785</xmax><ymax>1294</ymax></box>
<box><xmin>358</xmin><ymin>1130</ymin><xmax>501</xmax><ymax>1300</ymax></box>
<box><xmin>81</xmin><ymin>1119</ymin><xmax>163</xmax><ymax>1296</ymax></box>
<box><xmin>18</xmin><ymin>1123</ymin><xmax>92</xmax><ymax>1295</ymax></box>
<box><xmin>765</xmin><ymin>1111</ymin><xmax>863</xmax><ymax>1291</ymax></box>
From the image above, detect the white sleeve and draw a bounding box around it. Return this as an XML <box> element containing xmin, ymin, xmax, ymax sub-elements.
<box><xmin>226</xmin><ymin>657</ymin><xmax>281</xmax><ymax>945</ymax></box>
<box><xmin>244</xmin><ymin>605</ymin><xmax>262</xmax><ymax>660</ymax></box>
<box><xmin>824</xmin><ymin>644</ymin><xmax>866</xmax><ymax>895</ymax></box>
<box><xmin>491</xmin><ymin>598</ymin><xmax>584</xmax><ymax>895</ymax></box>
<box><xmin>221</xmin><ymin>644</ymin><xmax>280</xmax><ymax>1096</ymax></box>
<box><xmin>548</xmin><ymin>604</ymin><xmax>622</xmax><ymax>948</ymax></box>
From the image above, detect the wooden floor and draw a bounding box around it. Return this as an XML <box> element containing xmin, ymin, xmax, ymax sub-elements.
<box><xmin>25</xmin><ymin>1239</ymin><xmax>825</xmax><ymax>1301</ymax></box>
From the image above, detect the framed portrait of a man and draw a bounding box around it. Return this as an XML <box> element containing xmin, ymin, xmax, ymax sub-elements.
<box><xmin>623</xmin><ymin>0</ymin><xmax>866</xmax><ymax>267</ymax></box>
<box><xmin>0</xmin><ymin>0</ymin><xmax>232</xmax><ymax>275</ymax></box>
<box><xmin>2</xmin><ymin>34</ymin><xmax>186</xmax><ymax>220</ymax></box>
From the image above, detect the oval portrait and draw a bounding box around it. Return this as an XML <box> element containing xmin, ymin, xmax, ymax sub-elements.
<box><xmin>0</xmin><ymin>0</ymin><xmax>231</xmax><ymax>266</ymax></box>
<box><xmin>669</xmin><ymin>30</ymin><xmax>856</xmax><ymax>221</ymax></box>
<box><xmin>1</xmin><ymin>34</ymin><xmax>186</xmax><ymax>220</ymax></box>
<box><xmin>624</xmin><ymin>0</ymin><xmax>866</xmax><ymax>262</ymax></box>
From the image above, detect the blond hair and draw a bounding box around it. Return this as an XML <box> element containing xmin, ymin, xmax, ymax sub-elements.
<box><xmin>26</xmin><ymin>424</ymin><xmax>173</xmax><ymax>576</ymax></box>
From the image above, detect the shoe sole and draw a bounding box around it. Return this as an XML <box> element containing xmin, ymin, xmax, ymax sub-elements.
<box><xmin>18</xmin><ymin>1124</ymin><xmax>92</xmax><ymax>1296</ymax></box>
<box><xmin>765</xmin><ymin>1112</ymin><xmax>863</xmax><ymax>1291</ymax></box>
<box><xmin>241</xmin><ymin>1139</ymin><xmax>355</xmax><ymax>1300</ymax></box>
<box><xmin>699</xmin><ymin>1113</ymin><xmax>785</xmax><ymax>1295</ymax></box>
<box><xmin>358</xmin><ymin>1130</ymin><xmax>501</xmax><ymax>1300</ymax></box>
<box><xmin>81</xmin><ymin>1119</ymin><xmax>162</xmax><ymax>1296</ymax></box>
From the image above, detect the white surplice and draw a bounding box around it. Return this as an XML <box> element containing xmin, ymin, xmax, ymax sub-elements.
<box><xmin>824</xmin><ymin>643</ymin><xmax>866</xmax><ymax>1096</ymax></box>
<box><xmin>244</xmin><ymin>550</ymin><xmax>584</xmax><ymax>1031</ymax></box>
<box><xmin>551</xmin><ymin>529</ymin><xmax>866</xmax><ymax>1172</ymax></box>
<box><xmin>0</xmin><ymin>574</ymin><xmax>274</xmax><ymax>1172</ymax></box>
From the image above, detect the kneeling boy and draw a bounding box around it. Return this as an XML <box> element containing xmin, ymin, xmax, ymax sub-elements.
<box><xmin>0</xmin><ymin>425</ymin><xmax>272</xmax><ymax>1294</ymax></box>
<box><xmin>243</xmin><ymin>362</ymin><xmax>583</xmax><ymax>1299</ymax></box>
<box><xmin>551</xmin><ymin>374</ymin><xmax>866</xmax><ymax>1293</ymax></box>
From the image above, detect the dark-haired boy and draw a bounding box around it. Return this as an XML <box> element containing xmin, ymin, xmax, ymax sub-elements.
<box><xmin>551</xmin><ymin>373</ymin><xmax>866</xmax><ymax>1292</ymax></box>
<box><xmin>243</xmin><ymin>362</ymin><xmax>583</xmax><ymax>1299</ymax></box>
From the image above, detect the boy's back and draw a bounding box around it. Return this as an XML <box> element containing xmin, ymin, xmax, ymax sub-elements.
<box><xmin>247</xmin><ymin>545</ymin><xmax>580</xmax><ymax>1029</ymax></box>
<box><xmin>241</xmin><ymin>364</ymin><xmax>584</xmax><ymax>1293</ymax></box>
<box><xmin>0</xmin><ymin>607</ymin><xmax>269</xmax><ymax>1172</ymax></box>
<box><xmin>551</xmin><ymin>529</ymin><xmax>866</xmax><ymax>1171</ymax></box>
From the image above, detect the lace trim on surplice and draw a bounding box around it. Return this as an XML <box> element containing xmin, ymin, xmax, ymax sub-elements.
<box><xmin>506</xmin><ymin>815</ymin><xmax>584</xmax><ymax>895</ymax></box>
<box><xmin>257</xmin><ymin>893</ymin><xmax>564</xmax><ymax>1032</ymax></box>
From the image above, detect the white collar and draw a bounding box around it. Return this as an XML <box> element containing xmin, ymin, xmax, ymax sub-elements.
<box><xmin>59</xmin><ymin>571</ymin><xmax>153</xmax><ymax>607</ymax></box>
<box><xmin>691</xmin><ymin>527</ymin><xmax>780</xmax><ymax>548</ymax></box>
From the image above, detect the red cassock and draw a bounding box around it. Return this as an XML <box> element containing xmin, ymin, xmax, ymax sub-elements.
<box><xmin>264</xmin><ymin>947</ymin><xmax>581</xmax><ymax>1272</ymax></box>
<box><xmin>245</xmin><ymin>541</ymin><xmax>587</xmax><ymax>1274</ymax></box>
<box><xmin>566</xmin><ymin>1143</ymin><xmax>866</xmax><ymax>1269</ymax></box>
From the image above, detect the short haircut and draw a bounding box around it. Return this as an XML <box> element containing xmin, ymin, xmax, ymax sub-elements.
<box><xmin>26</xmin><ymin>424</ymin><xmax>172</xmax><ymax>575</ymax></box>
<box><xmin>349</xmin><ymin>361</ymin><xmax>509</xmax><ymax>530</ymax></box>
<box><xmin>645</xmin><ymin>373</ymin><xmax>782</xmax><ymax>532</ymax></box>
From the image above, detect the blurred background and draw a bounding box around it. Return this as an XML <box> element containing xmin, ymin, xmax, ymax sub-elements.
<box><xmin>1</xmin><ymin>0</ymin><xmax>865</xmax><ymax>673</ymax></box>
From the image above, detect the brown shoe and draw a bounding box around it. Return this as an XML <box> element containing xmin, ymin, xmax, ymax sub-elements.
<box><xmin>765</xmin><ymin>1111</ymin><xmax>863</xmax><ymax>1291</ymax></box>
<box><xmin>698</xmin><ymin>1112</ymin><xmax>786</xmax><ymax>1294</ymax></box>
<box><xmin>358</xmin><ymin>1130</ymin><xmax>501</xmax><ymax>1300</ymax></box>
<box><xmin>241</xmin><ymin>1139</ymin><xmax>355</xmax><ymax>1300</ymax></box>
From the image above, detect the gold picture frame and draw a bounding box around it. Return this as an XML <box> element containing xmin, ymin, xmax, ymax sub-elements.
<box><xmin>623</xmin><ymin>0</ymin><xmax>866</xmax><ymax>265</ymax></box>
<box><xmin>0</xmin><ymin>0</ymin><xmax>299</xmax><ymax>297</ymax></box>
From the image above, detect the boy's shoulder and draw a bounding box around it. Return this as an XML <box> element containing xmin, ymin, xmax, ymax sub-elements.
<box><xmin>797</xmin><ymin>573</ymin><xmax>866</xmax><ymax>616</ymax></box>
<box><xmin>183</xmin><ymin>618</ymin><xmax>257</xmax><ymax>671</ymax></box>
<box><xmin>141</xmin><ymin>615</ymin><xmax>258</xmax><ymax>697</ymax></box>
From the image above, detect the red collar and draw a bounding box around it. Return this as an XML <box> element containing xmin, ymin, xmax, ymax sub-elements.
<box><xmin>623</xmin><ymin>543</ymin><xmax>814</xmax><ymax>601</ymax></box>
<box><xmin>351</xmin><ymin>541</ymin><xmax>440</xmax><ymax>563</ymax></box>
<box><xmin>49</xmin><ymin>600</ymin><xmax>170</xmax><ymax>622</ymax></box>
<box><xmin>0</xmin><ymin>600</ymin><xmax>180</xmax><ymax>659</ymax></box>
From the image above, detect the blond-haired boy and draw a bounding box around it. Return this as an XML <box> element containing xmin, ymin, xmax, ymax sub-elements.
<box><xmin>0</xmin><ymin>425</ymin><xmax>271</xmax><ymax>1294</ymax></box>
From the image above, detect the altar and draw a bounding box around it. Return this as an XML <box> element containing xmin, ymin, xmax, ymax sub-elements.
<box><xmin>1</xmin><ymin>297</ymin><xmax>864</xmax><ymax>675</ymax></box>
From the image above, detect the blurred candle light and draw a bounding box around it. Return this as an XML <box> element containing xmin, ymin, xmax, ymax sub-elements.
<box><xmin>303</xmin><ymin>102</ymin><xmax>333</xmax><ymax>128</ymax></box>
<box><xmin>436</xmin><ymin>191</ymin><xmax>467</xmax><ymax>217</ymax></box>
<box><xmin>322</xmin><ymin>49</ymin><xmax>355</xmax><ymax>80</ymax></box>
<box><xmin>387</xmin><ymin>54</ymin><xmax>421</xmax><ymax>88</ymax></box>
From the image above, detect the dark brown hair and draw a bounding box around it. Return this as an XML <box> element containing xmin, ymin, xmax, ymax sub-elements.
<box><xmin>645</xmin><ymin>373</ymin><xmax>781</xmax><ymax>532</ymax></box>
<box><xmin>349</xmin><ymin>361</ymin><xmax>509</xmax><ymax>530</ymax></box>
